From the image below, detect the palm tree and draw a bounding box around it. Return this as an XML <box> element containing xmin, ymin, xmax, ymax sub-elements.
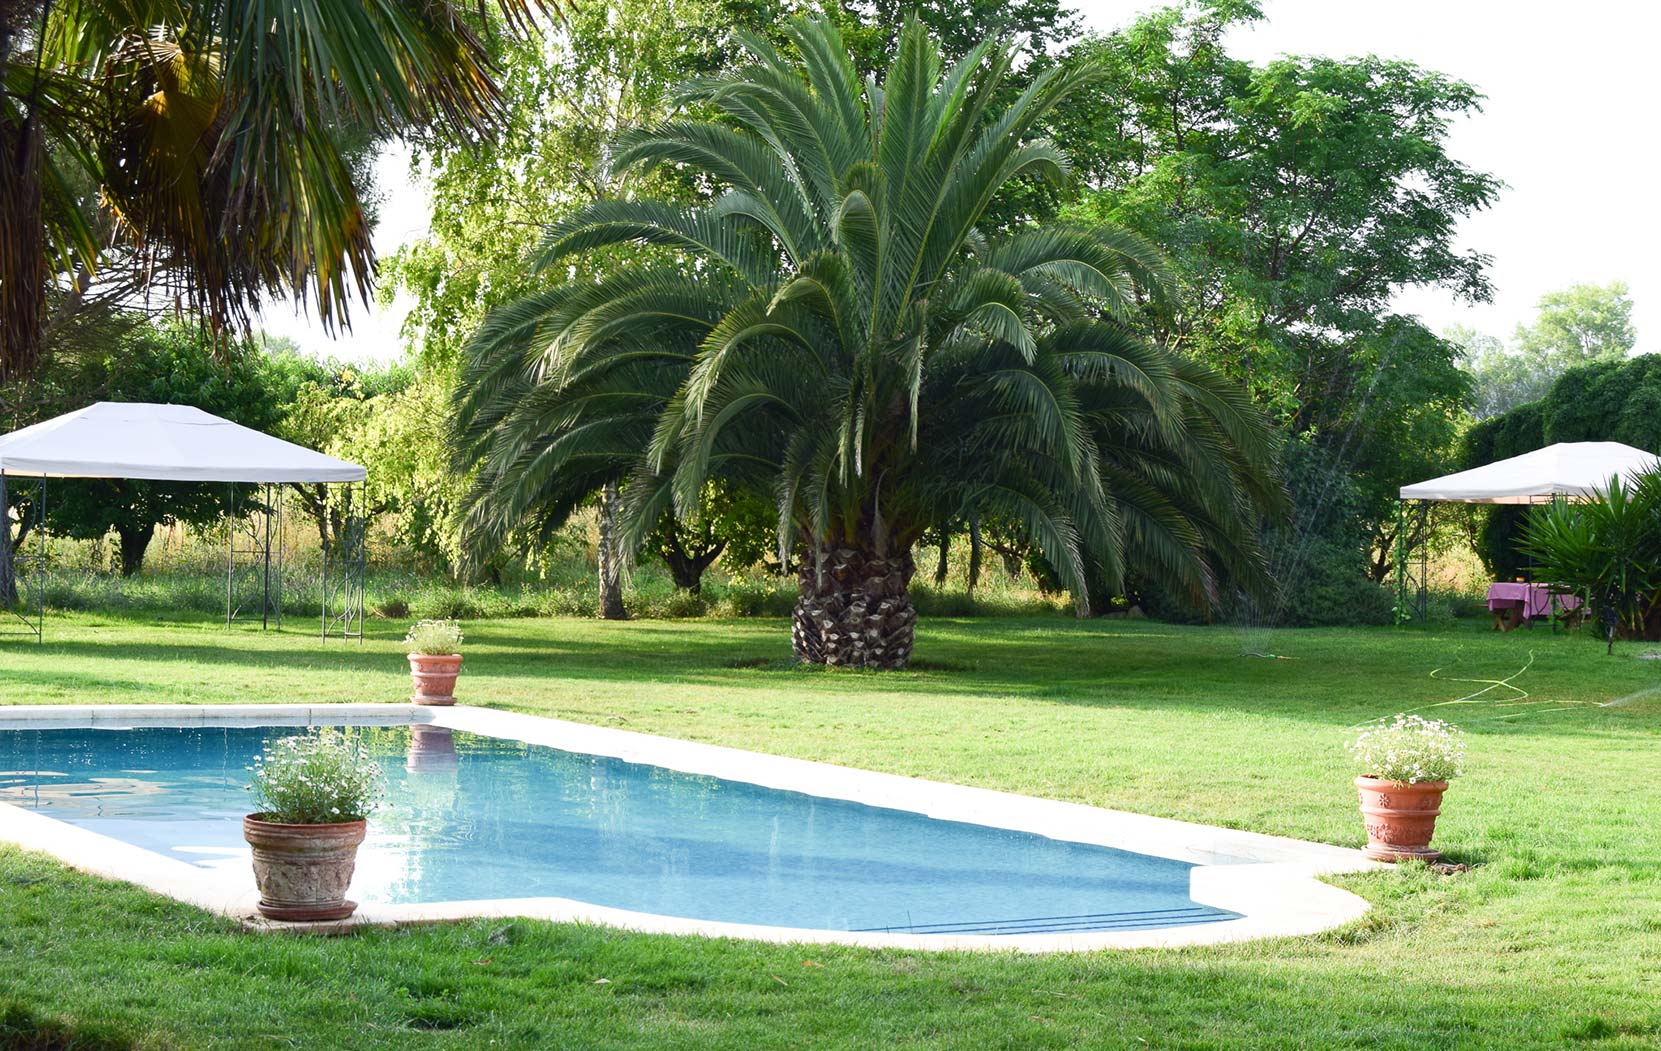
<box><xmin>454</xmin><ymin>15</ymin><xmax>1283</xmax><ymax>668</ymax></box>
<box><xmin>0</xmin><ymin>0</ymin><xmax>555</xmax><ymax>383</ymax></box>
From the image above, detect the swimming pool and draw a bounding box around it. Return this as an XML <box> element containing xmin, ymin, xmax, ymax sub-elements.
<box><xmin>1</xmin><ymin>721</ymin><xmax>1235</xmax><ymax>935</ymax></box>
<box><xmin>0</xmin><ymin>705</ymin><xmax>1378</xmax><ymax>950</ymax></box>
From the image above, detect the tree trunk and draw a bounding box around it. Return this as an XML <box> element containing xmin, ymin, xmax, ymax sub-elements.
<box><xmin>932</xmin><ymin>530</ymin><xmax>950</xmax><ymax>585</ymax></box>
<box><xmin>661</xmin><ymin>537</ymin><xmax>724</xmax><ymax>594</ymax></box>
<box><xmin>792</xmin><ymin>546</ymin><xmax>917</xmax><ymax>669</ymax></box>
<box><xmin>597</xmin><ymin>481</ymin><xmax>629</xmax><ymax>620</ymax></box>
<box><xmin>669</xmin><ymin>561</ymin><xmax>703</xmax><ymax>592</ymax></box>
<box><xmin>655</xmin><ymin>513</ymin><xmax>726</xmax><ymax>594</ymax></box>
<box><xmin>967</xmin><ymin>516</ymin><xmax>983</xmax><ymax>595</ymax></box>
<box><xmin>116</xmin><ymin>523</ymin><xmax>153</xmax><ymax>577</ymax></box>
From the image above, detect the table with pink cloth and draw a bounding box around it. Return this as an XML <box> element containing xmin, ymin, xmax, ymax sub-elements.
<box><xmin>1486</xmin><ymin>582</ymin><xmax>1581</xmax><ymax>619</ymax></box>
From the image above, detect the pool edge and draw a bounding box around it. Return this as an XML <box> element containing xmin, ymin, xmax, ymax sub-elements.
<box><xmin>0</xmin><ymin>703</ymin><xmax>1383</xmax><ymax>952</ymax></box>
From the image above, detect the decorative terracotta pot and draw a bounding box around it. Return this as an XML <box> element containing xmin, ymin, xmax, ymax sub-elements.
<box><xmin>243</xmin><ymin>815</ymin><xmax>366</xmax><ymax>921</ymax></box>
<box><xmin>1355</xmin><ymin>776</ymin><xmax>1447</xmax><ymax>862</ymax></box>
<box><xmin>408</xmin><ymin>653</ymin><xmax>463</xmax><ymax>705</ymax></box>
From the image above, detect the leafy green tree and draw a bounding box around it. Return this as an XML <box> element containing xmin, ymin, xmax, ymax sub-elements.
<box><xmin>0</xmin><ymin>0</ymin><xmax>555</xmax><ymax>383</ymax></box>
<box><xmin>1461</xmin><ymin>349</ymin><xmax>1658</xmax><ymax>580</ymax></box>
<box><xmin>831</xmin><ymin>0</ymin><xmax>1077</xmax><ymax>74</ymax></box>
<box><xmin>270</xmin><ymin>359</ymin><xmax>416</xmax><ymax>552</ymax></box>
<box><xmin>385</xmin><ymin>0</ymin><xmax>778</xmax><ymax>601</ymax></box>
<box><xmin>1515</xmin><ymin>281</ymin><xmax>1636</xmax><ymax>366</ymax></box>
<box><xmin>26</xmin><ymin>319</ymin><xmax>281</xmax><ymax>574</ymax></box>
<box><xmin>1448</xmin><ymin>324</ymin><xmax>1516</xmax><ymax>420</ymax></box>
<box><xmin>644</xmin><ymin>482</ymin><xmax>776</xmax><ymax>593</ymax></box>
<box><xmin>1458</xmin><ymin>282</ymin><xmax>1636</xmax><ymax>419</ymax></box>
<box><xmin>454</xmin><ymin>16</ymin><xmax>1281</xmax><ymax>667</ymax></box>
<box><xmin>1057</xmin><ymin>0</ymin><xmax>1494</xmax><ymax>595</ymax></box>
<box><xmin>348</xmin><ymin>380</ymin><xmax>464</xmax><ymax>574</ymax></box>
<box><xmin>385</xmin><ymin>0</ymin><xmax>739</xmax><ymax>374</ymax></box>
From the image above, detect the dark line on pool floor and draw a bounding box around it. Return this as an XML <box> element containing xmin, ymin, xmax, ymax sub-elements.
<box><xmin>853</xmin><ymin>905</ymin><xmax>1238</xmax><ymax>935</ymax></box>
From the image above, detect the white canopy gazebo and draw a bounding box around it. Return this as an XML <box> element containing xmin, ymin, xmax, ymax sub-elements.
<box><xmin>0</xmin><ymin>402</ymin><xmax>367</xmax><ymax>641</ymax></box>
<box><xmin>1400</xmin><ymin>441</ymin><xmax>1661</xmax><ymax>505</ymax></box>
<box><xmin>1394</xmin><ymin>441</ymin><xmax>1661</xmax><ymax>620</ymax></box>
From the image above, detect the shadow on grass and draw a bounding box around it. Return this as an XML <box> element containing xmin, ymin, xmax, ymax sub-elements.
<box><xmin>3</xmin><ymin>615</ymin><xmax>1647</xmax><ymax>737</ymax></box>
<box><xmin>0</xmin><ymin>1002</ymin><xmax>133</xmax><ymax>1051</ymax></box>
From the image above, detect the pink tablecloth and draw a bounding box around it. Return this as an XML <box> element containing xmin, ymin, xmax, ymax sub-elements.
<box><xmin>1486</xmin><ymin>582</ymin><xmax>1582</xmax><ymax>618</ymax></box>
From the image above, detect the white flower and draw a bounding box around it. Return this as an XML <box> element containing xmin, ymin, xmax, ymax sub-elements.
<box><xmin>1348</xmin><ymin>713</ymin><xmax>1465</xmax><ymax>784</ymax></box>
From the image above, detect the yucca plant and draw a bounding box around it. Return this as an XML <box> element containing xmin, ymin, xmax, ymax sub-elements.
<box><xmin>454</xmin><ymin>15</ymin><xmax>1282</xmax><ymax>668</ymax></box>
<box><xmin>1521</xmin><ymin>468</ymin><xmax>1661</xmax><ymax>653</ymax></box>
<box><xmin>0</xmin><ymin>0</ymin><xmax>557</xmax><ymax>382</ymax></box>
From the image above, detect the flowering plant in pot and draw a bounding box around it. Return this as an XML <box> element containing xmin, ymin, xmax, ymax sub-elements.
<box><xmin>244</xmin><ymin>729</ymin><xmax>386</xmax><ymax>921</ymax></box>
<box><xmin>405</xmin><ymin>619</ymin><xmax>464</xmax><ymax>705</ymax></box>
<box><xmin>1348</xmin><ymin>714</ymin><xmax>1465</xmax><ymax>862</ymax></box>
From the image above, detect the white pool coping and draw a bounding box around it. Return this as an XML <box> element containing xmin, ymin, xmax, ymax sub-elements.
<box><xmin>0</xmin><ymin>703</ymin><xmax>1383</xmax><ymax>952</ymax></box>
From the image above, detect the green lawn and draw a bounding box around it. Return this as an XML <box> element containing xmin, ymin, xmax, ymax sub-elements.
<box><xmin>2</xmin><ymin>613</ymin><xmax>1659</xmax><ymax>1049</ymax></box>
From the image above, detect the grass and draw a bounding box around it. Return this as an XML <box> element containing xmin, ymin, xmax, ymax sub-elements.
<box><xmin>1</xmin><ymin>612</ymin><xmax>1659</xmax><ymax>1048</ymax></box>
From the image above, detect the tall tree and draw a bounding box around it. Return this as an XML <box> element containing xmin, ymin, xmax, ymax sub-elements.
<box><xmin>269</xmin><ymin>357</ymin><xmax>414</xmax><ymax>552</ymax></box>
<box><xmin>3</xmin><ymin>318</ymin><xmax>281</xmax><ymax>576</ymax></box>
<box><xmin>386</xmin><ymin>0</ymin><xmax>773</xmax><ymax>609</ymax></box>
<box><xmin>831</xmin><ymin>0</ymin><xmax>1078</xmax><ymax>75</ymax></box>
<box><xmin>454</xmin><ymin>16</ymin><xmax>1281</xmax><ymax>668</ymax></box>
<box><xmin>0</xmin><ymin>0</ymin><xmax>556</xmax><ymax>384</ymax></box>
<box><xmin>387</xmin><ymin>0</ymin><xmax>742</xmax><ymax>374</ymax></box>
<box><xmin>1056</xmin><ymin>0</ymin><xmax>1495</xmax><ymax>597</ymax></box>
<box><xmin>1458</xmin><ymin>281</ymin><xmax>1637</xmax><ymax>419</ymax></box>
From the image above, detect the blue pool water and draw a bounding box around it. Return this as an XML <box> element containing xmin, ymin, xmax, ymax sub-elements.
<box><xmin>0</xmin><ymin>725</ymin><xmax>1235</xmax><ymax>935</ymax></box>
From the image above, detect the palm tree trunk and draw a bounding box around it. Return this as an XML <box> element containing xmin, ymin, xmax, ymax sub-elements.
<box><xmin>0</xmin><ymin>86</ymin><xmax>44</xmax><ymax>385</ymax></box>
<box><xmin>597</xmin><ymin>481</ymin><xmax>629</xmax><ymax>620</ymax></box>
<box><xmin>792</xmin><ymin>546</ymin><xmax>917</xmax><ymax>669</ymax></box>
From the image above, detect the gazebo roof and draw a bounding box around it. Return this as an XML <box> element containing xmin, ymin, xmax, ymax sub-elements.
<box><xmin>0</xmin><ymin>402</ymin><xmax>365</xmax><ymax>483</ymax></box>
<box><xmin>1400</xmin><ymin>441</ymin><xmax>1660</xmax><ymax>505</ymax></box>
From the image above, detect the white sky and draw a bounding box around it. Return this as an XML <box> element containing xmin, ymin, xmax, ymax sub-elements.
<box><xmin>259</xmin><ymin>0</ymin><xmax>1658</xmax><ymax>363</ymax></box>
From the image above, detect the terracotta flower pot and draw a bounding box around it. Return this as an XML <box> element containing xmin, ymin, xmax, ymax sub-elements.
<box><xmin>243</xmin><ymin>815</ymin><xmax>366</xmax><ymax>921</ymax></box>
<box><xmin>1355</xmin><ymin>776</ymin><xmax>1448</xmax><ymax>862</ymax></box>
<box><xmin>408</xmin><ymin>653</ymin><xmax>463</xmax><ymax>705</ymax></box>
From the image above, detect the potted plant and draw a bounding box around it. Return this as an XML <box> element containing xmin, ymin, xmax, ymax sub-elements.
<box><xmin>1349</xmin><ymin>714</ymin><xmax>1465</xmax><ymax>862</ymax></box>
<box><xmin>406</xmin><ymin>619</ymin><xmax>464</xmax><ymax>705</ymax></box>
<box><xmin>243</xmin><ymin>728</ymin><xmax>386</xmax><ymax>921</ymax></box>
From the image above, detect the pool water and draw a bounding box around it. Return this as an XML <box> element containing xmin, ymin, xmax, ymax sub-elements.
<box><xmin>0</xmin><ymin>725</ymin><xmax>1236</xmax><ymax>935</ymax></box>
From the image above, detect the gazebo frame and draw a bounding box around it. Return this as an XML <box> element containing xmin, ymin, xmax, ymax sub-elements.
<box><xmin>1</xmin><ymin>475</ymin><xmax>366</xmax><ymax>643</ymax></box>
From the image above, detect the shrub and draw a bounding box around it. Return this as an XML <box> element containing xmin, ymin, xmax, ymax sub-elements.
<box><xmin>1348</xmin><ymin>714</ymin><xmax>1465</xmax><ymax>784</ymax></box>
<box><xmin>404</xmin><ymin>619</ymin><xmax>464</xmax><ymax>654</ymax></box>
<box><xmin>412</xmin><ymin>591</ymin><xmax>487</xmax><ymax>620</ymax></box>
<box><xmin>1462</xmin><ymin>403</ymin><xmax>1546</xmax><ymax>579</ymax></box>
<box><xmin>1520</xmin><ymin>467</ymin><xmax>1661</xmax><ymax>652</ymax></box>
<box><xmin>1157</xmin><ymin>440</ymin><xmax>1394</xmax><ymax>628</ymax></box>
<box><xmin>712</xmin><ymin>578</ymin><xmax>796</xmax><ymax>618</ymax></box>
<box><xmin>248</xmin><ymin>728</ymin><xmax>386</xmax><ymax>824</ymax></box>
<box><xmin>1268</xmin><ymin>537</ymin><xmax>1396</xmax><ymax>627</ymax></box>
